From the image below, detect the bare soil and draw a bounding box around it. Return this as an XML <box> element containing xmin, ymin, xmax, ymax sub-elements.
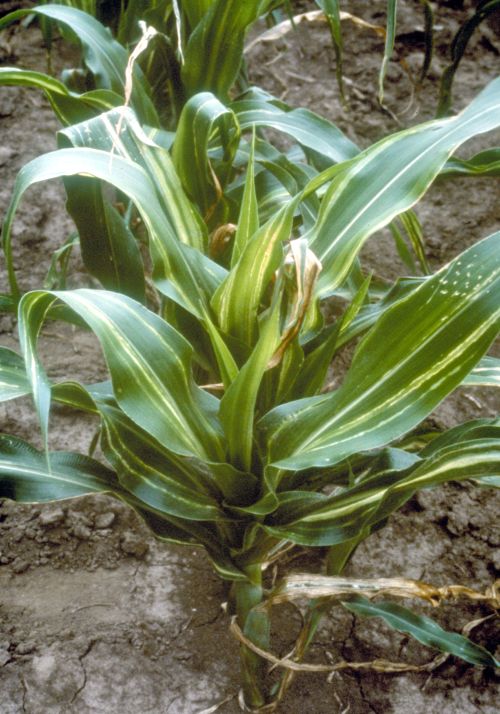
<box><xmin>0</xmin><ymin>1</ymin><xmax>499</xmax><ymax>712</ymax></box>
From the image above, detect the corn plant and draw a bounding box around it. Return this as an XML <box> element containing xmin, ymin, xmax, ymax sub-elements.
<box><xmin>1</xmin><ymin>74</ymin><xmax>500</xmax><ymax>709</ymax></box>
<box><xmin>0</xmin><ymin>1</ymin><xmax>290</xmax><ymax>127</ymax></box>
<box><xmin>0</xmin><ymin>1</ymin><xmax>450</xmax><ymax>295</ymax></box>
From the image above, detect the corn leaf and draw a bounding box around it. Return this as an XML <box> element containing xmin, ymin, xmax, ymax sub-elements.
<box><xmin>212</xmin><ymin>201</ymin><xmax>296</xmax><ymax>346</ymax></box>
<box><xmin>437</xmin><ymin>0</ymin><xmax>500</xmax><ymax>116</ymax></box>
<box><xmin>418</xmin><ymin>418</ymin><xmax>500</xmax><ymax>457</ymax></box>
<box><xmin>213</xmin><ymin>159</ymin><xmax>356</xmax><ymax>347</ymax></box>
<box><xmin>263</xmin><ymin>435</ymin><xmax>500</xmax><ymax>546</ymax></box>
<box><xmin>369</xmin><ymin>437</ymin><xmax>500</xmax><ymax>525</ymax></box>
<box><xmin>463</xmin><ymin>356</ymin><xmax>500</xmax><ymax>387</ymax></box>
<box><xmin>65</xmin><ymin>177</ymin><xmax>146</xmax><ymax>302</ymax></box>
<box><xmin>98</xmin><ymin>403</ymin><xmax>224</xmax><ymax>521</ymax></box>
<box><xmin>172</xmin><ymin>92</ymin><xmax>240</xmax><ymax>218</ymax></box>
<box><xmin>181</xmin><ymin>0</ymin><xmax>260</xmax><ymax>99</ymax></box>
<box><xmin>233</xmin><ymin>90</ymin><xmax>359</xmax><ymax>166</ymax></box>
<box><xmin>0</xmin><ymin>434</ymin><xmax>244</xmax><ymax>580</ymax></box>
<box><xmin>397</xmin><ymin>210</ymin><xmax>429</xmax><ymax>275</ymax></box>
<box><xmin>336</xmin><ymin>276</ymin><xmax>426</xmax><ymax>350</ymax></box>
<box><xmin>99</xmin><ymin>399</ymin><xmax>258</xmax><ymax>507</ymax></box>
<box><xmin>342</xmin><ymin>596</ymin><xmax>499</xmax><ymax>667</ymax></box>
<box><xmin>314</xmin><ymin>0</ymin><xmax>344</xmax><ymax>101</ymax></box>
<box><xmin>1</xmin><ymin>147</ymin><xmax>221</xmax><ymax>318</ymax></box>
<box><xmin>0</xmin><ymin>68</ymin><xmax>121</xmax><ymax>125</ymax></box>
<box><xmin>379</xmin><ymin>0</ymin><xmax>397</xmax><ymax>106</ymax></box>
<box><xmin>182</xmin><ymin>0</ymin><xmax>215</xmax><ymax>30</ymax></box>
<box><xmin>60</xmin><ymin>107</ymin><xmax>207</xmax><ymax>252</ymax></box>
<box><xmin>220</xmin><ymin>296</ymin><xmax>282</xmax><ymax>471</ymax></box>
<box><xmin>232</xmin><ymin>131</ymin><xmax>259</xmax><ymax>265</ymax></box>
<box><xmin>0</xmin><ymin>435</ymin><xmax>120</xmax><ymax>502</ymax></box>
<box><xmin>52</xmin><ymin>378</ymin><xmax>257</xmax><ymax>505</ymax></box>
<box><xmin>310</xmin><ymin>77</ymin><xmax>500</xmax><ymax>298</ymax></box>
<box><xmin>289</xmin><ymin>276</ymin><xmax>371</xmax><ymax>401</ymax></box>
<box><xmin>0</xmin><ymin>5</ymin><xmax>158</xmax><ymax>124</ymax></box>
<box><xmin>442</xmin><ymin>149</ymin><xmax>500</xmax><ymax>177</ymax></box>
<box><xmin>18</xmin><ymin>290</ymin><xmax>225</xmax><ymax>462</ymax></box>
<box><xmin>0</xmin><ymin>348</ymin><xmax>31</xmax><ymax>402</ymax></box>
<box><xmin>261</xmin><ymin>233</ymin><xmax>500</xmax><ymax>471</ymax></box>
<box><xmin>418</xmin><ymin>0</ymin><xmax>434</xmax><ymax>84</ymax></box>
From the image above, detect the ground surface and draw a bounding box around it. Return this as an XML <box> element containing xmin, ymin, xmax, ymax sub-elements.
<box><xmin>0</xmin><ymin>1</ymin><xmax>499</xmax><ymax>712</ymax></box>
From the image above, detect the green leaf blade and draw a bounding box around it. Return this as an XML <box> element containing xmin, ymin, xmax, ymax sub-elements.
<box><xmin>99</xmin><ymin>403</ymin><xmax>224</xmax><ymax>521</ymax></box>
<box><xmin>18</xmin><ymin>290</ymin><xmax>225</xmax><ymax>462</ymax></box>
<box><xmin>0</xmin><ymin>4</ymin><xmax>158</xmax><ymax>124</ymax></box>
<box><xmin>463</xmin><ymin>356</ymin><xmax>500</xmax><ymax>387</ymax></box>
<box><xmin>63</xmin><ymin>176</ymin><xmax>146</xmax><ymax>302</ymax></box>
<box><xmin>262</xmin><ymin>233</ymin><xmax>500</xmax><ymax>471</ymax></box>
<box><xmin>182</xmin><ymin>0</ymin><xmax>260</xmax><ymax>99</ymax></box>
<box><xmin>343</xmin><ymin>596</ymin><xmax>499</xmax><ymax>668</ymax></box>
<box><xmin>2</xmin><ymin>145</ymin><xmax>219</xmax><ymax>319</ymax></box>
<box><xmin>0</xmin><ymin>348</ymin><xmax>31</xmax><ymax>402</ymax></box>
<box><xmin>311</xmin><ymin>77</ymin><xmax>500</xmax><ymax>297</ymax></box>
<box><xmin>0</xmin><ymin>435</ymin><xmax>119</xmax><ymax>503</ymax></box>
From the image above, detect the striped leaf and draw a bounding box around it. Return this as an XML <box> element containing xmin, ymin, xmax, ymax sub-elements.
<box><xmin>64</xmin><ymin>175</ymin><xmax>146</xmax><ymax>302</ymax></box>
<box><xmin>419</xmin><ymin>418</ymin><xmax>500</xmax><ymax>457</ymax></box>
<box><xmin>262</xmin><ymin>435</ymin><xmax>500</xmax><ymax>547</ymax></box>
<box><xmin>250</xmin><ymin>138</ymin><xmax>321</xmax><ymax>228</ymax></box>
<box><xmin>220</xmin><ymin>295</ymin><xmax>282</xmax><ymax>471</ymax></box>
<box><xmin>172</xmin><ymin>93</ymin><xmax>240</xmax><ymax>219</ymax></box>
<box><xmin>56</xmin><ymin>105</ymin><xmax>211</xmax><ymax>301</ymax></box>
<box><xmin>1</xmin><ymin>146</ymin><xmax>222</xmax><ymax>320</ymax></box>
<box><xmin>343</xmin><ymin>596</ymin><xmax>499</xmax><ymax>667</ymax></box>
<box><xmin>232</xmin><ymin>131</ymin><xmax>259</xmax><ymax>266</ymax></box>
<box><xmin>233</xmin><ymin>89</ymin><xmax>359</xmax><ymax>166</ymax></box>
<box><xmin>231</xmin><ymin>137</ymin><xmax>319</xmax><ymax>228</ymax></box>
<box><xmin>60</xmin><ymin>107</ymin><xmax>208</xmax><ymax>252</ymax></box>
<box><xmin>0</xmin><ymin>435</ymin><xmax>120</xmax><ymax>503</ymax></box>
<box><xmin>442</xmin><ymin>148</ymin><xmax>500</xmax><ymax>178</ymax></box>
<box><xmin>52</xmin><ymin>380</ymin><xmax>106</xmax><ymax>414</ymax></box>
<box><xmin>392</xmin><ymin>434</ymin><xmax>500</xmax><ymax>488</ymax></box>
<box><xmin>336</xmin><ymin>276</ymin><xmax>426</xmax><ymax>351</ymax></box>
<box><xmin>213</xmin><ymin>158</ymin><xmax>365</xmax><ymax>350</ymax></box>
<box><xmin>52</xmin><ymin>379</ymin><xmax>258</xmax><ymax>506</ymax></box>
<box><xmin>0</xmin><ymin>348</ymin><xmax>30</xmax><ymax>402</ymax></box>
<box><xmin>0</xmin><ymin>433</ymin><xmax>244</xmax><ymax>580</ymax></box>
<box><xmin>98</xmin><ymin>403</ymin><xmax>224</xmax><ymax>521</ymax></box>
<box><xmin>260</xmin><ymin>233</ymin><xmax>500</xmax><ymax>472</ymax></box>
<box><xmin>0</xmin><ymin>68</ymin><xmax>122</xmax><ymax>125</ymax></box>
<box><xmin>18</xmin><ymin>289</ymin><xmax>225</xmax><ymax>462</ymax></box>
<box><xmin>367</xmin><ymin>438</ymin><xmax>500</xmax><ymax>529</ymax></box>
<box><xmin>212</xmin><ymin>200</ymin><xmax>297</xmax><ymax>346</ymax></box>
<box><xmin>309</xmin><ymin>77</ymin><xmax>500</xmax><ymax>297</ymax></box>
<box><xmin>290</xmin><ymin>274</ymin><xmax>371</xmax><ymax>401</ymax></box>
<box><xmin>181</xmin><ymin>0</ymin><xmax>260</xmax><ymax>99</ymax></box>
<box><xmin>463</xmin><ymin>356</ymin><xmax>500</xmax><ymax>387</ymax></box>
<box><xmin>0</xmin><ymin>5</ymin><xmax>158</xmax><ymax>124</ymax></box>
<box><xmin>211</xmin><ymin>156</ymin><xmax>358</xmax><ymax>346</ymax></box>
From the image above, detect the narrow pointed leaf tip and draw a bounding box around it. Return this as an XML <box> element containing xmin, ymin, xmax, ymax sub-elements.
<box><xmin>343</xmin><ymin>596</ymin><xmax>499</xmax><ymax>668</ymax></box>
<box><xmin>0</xmin><ymin>435</ymin><xmax>119</xmax><ymax>503</ymax></box>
